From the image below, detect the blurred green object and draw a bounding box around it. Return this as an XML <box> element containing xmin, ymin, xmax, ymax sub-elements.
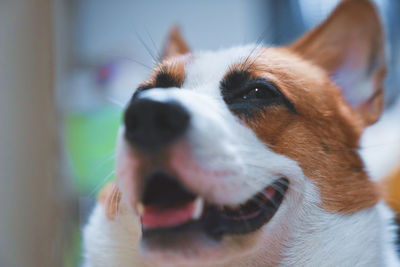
<box><xmin>65</xmin><ymin>106</ymin><xmax>122</xmax><ymax>195</ymax></box>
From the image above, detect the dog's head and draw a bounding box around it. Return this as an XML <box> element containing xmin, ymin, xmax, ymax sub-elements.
<box><xmin>114</xmin><ymin>0</ymin><xmax>385</xmax><ymax>265</ymax></box>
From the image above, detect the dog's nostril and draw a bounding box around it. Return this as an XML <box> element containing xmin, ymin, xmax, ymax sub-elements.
<box><xmin>142</xmin><ymin>171</ymin><xmax>196</xmax><ymax>207</ymax></box>
<box><xmin>124</xmin><ymin>98</ymin><xmax>190</xmax><ymax>151</ymax></box>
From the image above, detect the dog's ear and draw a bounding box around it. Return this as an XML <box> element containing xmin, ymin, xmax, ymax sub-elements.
<box><xmin>290</xmin><ymin>0</ymin><xmax>385</xmax><ymax>126</ymax></box>
<box><xmin>162</xmin><ymin>26</ymin><xmax>190</xmax><ymax>60</ymax></box>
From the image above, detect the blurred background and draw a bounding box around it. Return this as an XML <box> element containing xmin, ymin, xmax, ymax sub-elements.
<box><xmin>1</xmin><ymin>0</ymin><xmax>399</xmax><ymax>266</ymax></box>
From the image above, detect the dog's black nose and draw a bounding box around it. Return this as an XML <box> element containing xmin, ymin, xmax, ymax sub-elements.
<box><xmin>124</xmin><ymin>98</ymin><xmax>190</xmax><ymax>151</ymax></box>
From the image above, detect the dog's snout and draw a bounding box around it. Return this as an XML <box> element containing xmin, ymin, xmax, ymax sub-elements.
<box><xmin>124</xmin><ymin>98</ymin><xmax>190</xmax><ymax>151</ymax></box>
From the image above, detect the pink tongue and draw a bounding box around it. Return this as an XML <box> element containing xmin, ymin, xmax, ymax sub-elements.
<box><xmin>141</xmin><ymin>201</ymin><xmax>195</xmax><ymax>229</ymax></box>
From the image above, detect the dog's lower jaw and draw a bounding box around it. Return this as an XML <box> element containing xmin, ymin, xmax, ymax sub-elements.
<box><xmin>82</xmin><ymin>181</ymin><xmax>397</xmax><ymax>267</ymax></box>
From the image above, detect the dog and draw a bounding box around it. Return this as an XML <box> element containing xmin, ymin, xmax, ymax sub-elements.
<box><xmin>83</xmin><ymin>0</ymin><xmax>400</xmax><ymax>266</ymax></box>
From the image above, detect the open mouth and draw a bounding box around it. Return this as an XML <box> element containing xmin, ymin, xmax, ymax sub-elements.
<box><xmin>139</xmin><ymin>171</ymin><xmax>289</xmax><ymax>240</ymax></box>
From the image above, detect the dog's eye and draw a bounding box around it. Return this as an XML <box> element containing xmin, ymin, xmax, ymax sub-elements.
<box><xmin>241</xmin><ymin>85</ymin><xmax>279</xmax><ymax>101</ymax></box>
<box><xmin>235</xmin><ymin>80</ymin><xmax>282</xmax><ymax>104</ymax></box>
<box><xmin>221</xmin><ymin>78</ymin><xmax>296</xmax><ymax>115</ymax></box>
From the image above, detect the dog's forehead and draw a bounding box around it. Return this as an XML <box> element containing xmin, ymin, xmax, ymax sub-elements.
<box><xmin>183</xmin><ymin>44</ymin><xmax>259</xmax><ymax>93</ymax></box>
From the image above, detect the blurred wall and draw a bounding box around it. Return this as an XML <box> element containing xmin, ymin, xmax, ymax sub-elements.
<box><xmin>0</xmin><ymin>0</ymin><xmax>68</xmax><ymax>266</ymax></box>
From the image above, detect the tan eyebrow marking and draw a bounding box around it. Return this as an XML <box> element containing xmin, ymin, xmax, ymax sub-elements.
<box><xmin>139</xmin><ymin>55</ymin><xmax>191</xmax><ymax>89</ymax></box>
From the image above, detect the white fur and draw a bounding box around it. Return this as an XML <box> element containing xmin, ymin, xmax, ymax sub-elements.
<box><xmin>361</xmin><ymin>98</ymin><xmax>400</xmax><ymax>181</ymax></box>
<box><xmin>83</xmin><ymin>45</ymin><xmax>399</xmax><ymax>266</ymax></box>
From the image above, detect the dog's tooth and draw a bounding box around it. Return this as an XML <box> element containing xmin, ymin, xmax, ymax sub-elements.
<box><xmin>137</xmin><ymin>203</ymin><xmax>145</xmax><ymax>215</ymax></box>
<box><xmin>192</xmin><ymin>197</ymin><xmax>204</xmax><ymax>220</ymax></box>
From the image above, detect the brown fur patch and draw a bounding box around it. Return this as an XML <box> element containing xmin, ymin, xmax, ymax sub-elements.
<box><xmin>99</xmin><ymin>182</ymin><xmax>122</xmax><ymax>220</ymax></box>
<box><xmin>139</xmin><ymin>55</ymin><xmax>189</xmax><ymax>89</ymax></box>
<box><xmin>380</xmin><ymin>162</ymin><xmax>400</xmax><ymax>216</ymax></box>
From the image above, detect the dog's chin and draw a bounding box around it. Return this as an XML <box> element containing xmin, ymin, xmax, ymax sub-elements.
<box><xmin>140</xmin><ymin>228</ymin><xmax>236</xmax><ymax>266</ymax></box>
<box><xmin>139</xmin><ymin>228</ymin><xmax>261</xmax><ymax>266</ymax></box>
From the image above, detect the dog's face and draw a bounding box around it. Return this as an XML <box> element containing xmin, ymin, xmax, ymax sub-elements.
<box><xmin>113</xmin><ymin>0</ymin><xmax>385</xmax><ymax>265</ymax></box>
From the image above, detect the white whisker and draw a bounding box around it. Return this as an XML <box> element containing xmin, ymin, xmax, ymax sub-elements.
<box><xmin>89</xmin><ymin>170</ymin><xmax>116</xmax><ymax>196</ymax></box>
<box><xmin>106</xmin><ymin>95</ymin><xmax>125</xmax><ymax>108</ymax></box>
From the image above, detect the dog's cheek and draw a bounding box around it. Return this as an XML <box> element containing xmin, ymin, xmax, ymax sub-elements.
<box><xmin>241</xmin><ymin>107</ymin><xmax>294</xmax><ymax>145</ymax></box>
<box><xmin>247</xmin><ymin>107</ymin><xmax>378</xmax><ymax>214</ymax></box>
